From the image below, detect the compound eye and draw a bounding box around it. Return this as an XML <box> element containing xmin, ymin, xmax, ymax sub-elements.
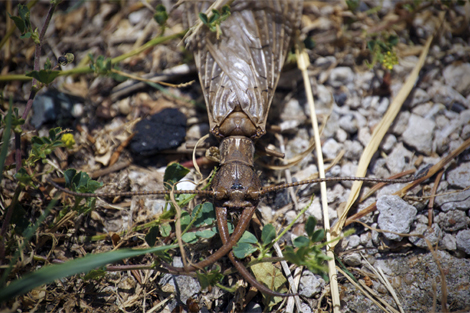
<box><xmin>214</xmin><ymin>187</ymin><xmax>228</xmax><ymax>201</ymax></box>
<box><xmin>247</xmin><ymin>187</ymin><xmax>260</xmax><ymax>200</ymax></box>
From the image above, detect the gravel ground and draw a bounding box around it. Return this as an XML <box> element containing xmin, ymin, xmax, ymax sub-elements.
<box><xmin>1</xmin><ymin>1</ymin><xmax>470</xmax><ymax>312</ymax></box>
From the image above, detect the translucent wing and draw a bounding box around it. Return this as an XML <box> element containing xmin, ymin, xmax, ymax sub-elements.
<box><xmin>182</xmin><ymin>0</ymin><xmax>303</xmax><ymax>138</ymax></box>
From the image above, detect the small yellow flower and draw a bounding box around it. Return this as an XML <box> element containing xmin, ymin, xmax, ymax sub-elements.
<box><xmin>61</xmin><ymin>133</ymin><xmax>75</xmax><ymax>149</ymax></box>
<box><xmin>382</xmin><ymin>50</ymin><xmax>398</xmax><ymax>70</ymax></box>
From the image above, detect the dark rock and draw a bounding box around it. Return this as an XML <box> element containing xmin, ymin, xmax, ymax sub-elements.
<box><xmin>130</xmin><ymin>108</ymin><xmax>186</xmax><ymax>154</ymax></box>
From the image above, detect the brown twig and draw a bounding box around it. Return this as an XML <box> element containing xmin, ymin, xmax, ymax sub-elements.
<box><xmin>428</xmin><ymin>170</ymin><xmax>444</xmax><ymax>228</ymax></box>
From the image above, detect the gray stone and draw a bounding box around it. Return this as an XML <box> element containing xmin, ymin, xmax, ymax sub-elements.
<box><xmin>409</xmin><ymin>223</ymin><xmax>442</xmax><ymax>249</ymax></box>
<box><xmin>186</xmin><ymin>123</ymin><xmax>209</xmax><ymax>139</ymax></box>
<box><xmin>376</xmin><ymin>97</ymin><xmax>390</xmax><ymax>115</ymax></box>
<box><xmin>358</xmin><ymin>127</ymin><xmax>371</xmax><ymax>147</ymax></box>
<box><xmin>360</xmin><ymin>232</ymin><xmax>372</xmax><ymax>246</ymax></box>
<box><xmin>335</xmin><ymin>128</ymin><xmax>348</xmax><ymax>143</ymax></box>
<box><xmin>322</xmin><ymin>138</ymin><xmax>342</xmax><ymax>159</ymax></box>
<box><xmin>159</xmin><ymin>259</ymin><xmax>201</xmax><ymax>304</ymax></box>
<box><xmin>435</xmin><ymin>210</ymin><xmax>470</xmax><ymax>232</ymax></box>
<box><xmin>440</xmin><ymin>233</ymin><xmax>457</xmax><ymax>251</ymax></box>
<box><xmin>385</xmin><ymin>142</ymin><xmax>413</xmax><ymax>174</ymax></box>
<box><xmin>391</xmin><ymin>111</ymin><xmax>410</xmax><ymax>135</ymax></box>
<box><xmin>377</xmin><ymin>195</ymin><xmax>417</xmax><ymax>241</ymax></box>
<box><xmin>347</xmin><ymin>235</ymin><xmax>361</xmax><ymax>248</ymax></box>
<box><xmin>447</xmin><ymin>162</ymin><xmax>470</xmax><ymax>188</ymax></box>
<box><xmin>343</xmin><ymin>252</ymin><xmax>362</xmax><ymax>266</ymax></box>
<box><xmin>462</xmin><ymin>124</ymin><xmax>470</xmax><ymax>140</ymax></box>
<box><xmin>411</xmin><ymin>88</ymin><xmax>431</xmax><ymax>107</ymax></box>
<box><xmin>429</xmin><ymin>81</ymin><xmax>470</xmax><ymax>109</ymax></box>
<box><xmin>362</xmin><ymin>96</ymin><xmax>379</xmax><ymax>110</ymax></box>
<box><xmin>339</xmin><ymin>114</ymin><xmax>358</xmax><ymax>133</ymax></box>
<box><xmin>343</xmin><ymin>140</ymin><xmax>363</xmax><ymax>160</ymax></box>
<box><xmin>434</xmin><ymin>187</ymin><xmax>470</xmax><ymax>212</ymax></box>
<box><xmin>380</xmin><ymin>134</ymin><xmax>397</xmax><ymax>153</ymax></box>
<box><xmin>280</xmin><ymin>98</ymin><xmax>306</xmax><ymax>122</ymax></box>
<box><xmin>328</xmin><ymin>67</ymin><xmax>354</xmax><ymax>88</ymax></box>
<box><xmin>299</xmin><ymin>271</ymin><xmax>325</xmax><ymax>297</ymax></box>
<box><xmin>443</xmin><ymin>62</ymin><xmax>470</xmax><ymax>96</ymax></box>
<box><xmin>402</xmin><ymin>114</ymin><xmax>436</xmax><ymax>155</ymax></box>
<box><xmin>314</xmin><ymin>56</ymin><xmax>337</xmax><ymax>69</ymax></box>
<box><xmin>456</xmin><ymin>229</ymin><xmax>470</xmax><ymax>254</ymax></box>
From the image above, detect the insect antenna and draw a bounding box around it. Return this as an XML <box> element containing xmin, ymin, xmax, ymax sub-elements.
<box><xmin>260</xmin><ymin>168</ymin><xmax>429</xmax><ymax>196</ymax></box>
<box><xmin>46</xmin><ymin>178</ymin><xmax>214</xmax><ymax>198</ymax></box>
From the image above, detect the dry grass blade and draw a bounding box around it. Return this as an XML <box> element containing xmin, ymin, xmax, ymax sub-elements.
<box><xmin>332</xmin><ymin>11</ymin><xmax>446</xmax><ymax>239</ymax></box>
<box><xmin>296</xmin><ymin>41</ymin><xmax>341</xmax><ymax>311</ymax></box>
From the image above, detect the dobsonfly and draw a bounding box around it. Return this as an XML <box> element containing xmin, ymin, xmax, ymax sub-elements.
<box><xmin>48</xmin><ymin>0</ymin><xmax>425</xmax><ymax>297</ymax></box>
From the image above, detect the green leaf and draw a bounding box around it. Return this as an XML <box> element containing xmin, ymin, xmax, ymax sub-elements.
<box><xmin>293</xmin><ymin>236</ymin><xmax>309</xmax><ymax>248</ymax></box>
<box><xmin>199</xmin><ymin>13</ymin><xmax>208</xmax><ymax>25</ymax></box>
<box><xmin>145</xmin><ymin>226</ymin><xmax>159</xmax><ymax>247</ymax></box>
<box><xmin>238</xmin><ymin>231</ymin><xmax>258</xmax><ymax>244</ymax></box>
<box><xmin>179</xmin><ymin>211</ymin><xmax>191</xmax><ymax>230</ymax></box>
<box><xmin>8</xmin><ymin>14</ymin><xmax>26</xmax><ymax>33</ymax></box>
<box><xmin>251</xmin><ymin>261</ymin><xmax>287</xmax><ymax>307</ymax></box>
<box><xmin>163</xmin><ymin>163</ymin><xmax>190</xmax><ymax>190</ymax></box>
<box><xmin>196</xmin><ymin>267</ymin><xmax>223</xmax><ymax>290</ymax></box>
<box><xmin>0</xmin><ymin>245</ymin><xmax>178</xmax><ymax>302</ymax></box>
<box><xmin>83</xmin><ymin>269</ymin><xmax>106</xmax><ymax>281</ymax></box>
<box><xmin>310</xmin><ymin>229</ymin><xmax>325</xmax><ymax>243</ymax></box>
<box><xmin>44</xmin><ymin>58</ymin><xmax>52</xmax><ymax>70</ymax></box>
<box><xmin>154</xmin><ymin>4</ymin><xmax>168</xmax><ymax>26</ymax></box>
<box><xmin>305</xmin><ymin>216</ymin><xmax>317</xmax><ymax>238</ymax></box>
<box><xmin>181</xmin><ymin>232</ymin><xmax>197</xmax><ymax>244</ymax></box>
<box><xmin>388</xmin><ymin>35</ymin><xmax>398</xmax><ymax>47</ymax></box>
<box><xmin>26</xmin><ymin>70</ymin><xmax>60</xmax><ymax>84</ymax></box>
<box><xmin>192</xmin><ymin>202</ymin><xmax>215</xmax><ymax>227</ymax></box>
<box><xmin>261</xmin><ymin>224</ymin><xmax>276</xmax><ymax>246</ymax></box>
<box><xmin>233</xmin><ymin>242</ymin><xmax>257</xmax><ymax>259</ymax></box>
<box><xmin>64</xmin><ymin>168</ymin><xmax>77</xmax><ymax>187</ymax></box>
<box><xmin>159</xmin><ymin>223</ymin><xmax>171</xmax><ymax>237</ymax></box>
<box><xmin>15</xmin><ymin>168</ymin><xmax>35</xmax><ymax>188</ymax></box>
<box><xmin>195</xmin><ymin>229</ymin><xmax>217</xmax><ymax>239</ymax></box>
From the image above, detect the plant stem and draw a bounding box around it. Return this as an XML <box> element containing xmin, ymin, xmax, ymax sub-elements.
<box><xmin>0</xmin><ymin>0</ymin><xmax>39</xmax><ymax>51</ymax></box>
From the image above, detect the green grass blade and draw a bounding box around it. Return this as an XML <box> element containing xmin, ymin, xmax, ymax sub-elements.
<box><xmin>0</xmin><ymin>244</ymin><xmax>178</xmax><ymax>302</ymax></box>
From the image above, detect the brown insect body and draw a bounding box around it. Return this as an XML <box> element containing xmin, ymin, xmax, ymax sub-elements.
<box><xmin>172</xmin><ymin>0</ymin><xmax>304</xmax><ymax>296</ymax></box>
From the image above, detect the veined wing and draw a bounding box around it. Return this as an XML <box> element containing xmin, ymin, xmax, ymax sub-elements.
<box><xmin>182</xmin><ymin>0</ymin><xmax>303</xmax><ymax>138</ymax></box>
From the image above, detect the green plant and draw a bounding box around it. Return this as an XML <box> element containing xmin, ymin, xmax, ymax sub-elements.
<box><xmin>199</xmin><ymin>5</ymin><xmax>231</xmax><ymax>36</ymax></box>
<box><xmin>366</xmin><ymin>35</ymin><xmax>399</xmax><ymax>70</ymax></box>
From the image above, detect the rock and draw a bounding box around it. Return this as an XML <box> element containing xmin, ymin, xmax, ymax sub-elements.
<box><xmin>130</xmin><ymin>108</ymin><xmax>186</xmax><ymax>154</ymax></box>
<box><xmin>280</xmin><ymin>98</ymin><xmax>306</xmax><ymax>121</ymax></box>
<box><xmin>377</xmin><ymin>195</ymin><xmax>417</xmax><ymax>241</ymax></box>
<box><xmin>411</xmin><ymin>88</ymin><xmax>432</xmax><ymax>107</ymax></box>
<box><xmin>314</xmin><ymin>56</ymin><xmax>337</xmax><ymax>69</ymax></box>
<box><xmin>339</xmin><ymin>114</ymin><xmax>358</xmax><ymax>133</ymax></box>
<box><xmin>129</xmin><ymin>9</ymin><xmax>146</xmax><ymax>25</ymax></box>
<box><xmin>159</xmin><ymin>259</ymin><xmax>201</xmax><ymax>305</ymax></box>
<box><xmin>335</xmin><ymin>128</ymin><xmax>348</xmax><ymax>142</ymax></box>
<box><xmin>447</xmin><ymin>162</ymin><xmax>470</xmax><ymax>188</ymax></box>
<box><xmin>443</xmin><ymin>62</ymin><xmax>470</xmax><ymax>96</ymax></box>
<box><xmin>440</xmin><ymin>233</ymin><xmax>457</xmax><ymax>251</ymax></box>
<box><xmin>186</xmin><ymin>123</ymin><xmax>209</xmax><ymax>139</ymax></box>
<box><xmin>343</xmin><ymin>140</ymin><xmax>363</xmax><ymax>160</ymax></box>
<box><xmin>322</xmin><ymin>138</ymin><xmax>341</xmax><ymax>159</ymax></box>
<box><xmin>434</xmin><ymin>187</ymin><xmax>470</xmax><ymax>212</ymax></box>
<box><xmin>380</xmin><ymin>134</ymin><xmax>397</xmax><ymax>153</ymax></box>
<box><xmin>391</xmin><ymin>111</ymin><xmax>410</xmax><ymax>135</ymax></box>
<box><xmin>362</xmin><ymin>96</ymin><xmax>379</xmax><ymax>110</ymax></box>
<box><xmin>385</xmin><ymin>142</ymin><xmax>413</xmax><ymax>174</ymax></box>
<box><xmin>299</xmin><ymin>271</ymin><xmax>325</xmax><ymax>297</ymax></box>
<box><xmin>328</xmin><ymin>67</ymin><xmax>355</xmax><ymax>88</ymax></box>
<box><xmin>428</xmin><ymin>81</ymin><xmax>469</xmax><ymax>110</ymax></box>
<box><xmin>343</xmin><ymin>252</ymin><xmax>362</xmax><ymax>266</ymax></box>
<box><xmin>435</xmin><ymin>210</ymin><xmax>470</xmax><ymax>232</ymax></box>
<box><xmin>358</xmin><ymin>127</ymin><xmax>371</xmax><ymax>147</ymax></box>
<box><xmin>456</xmin><ymin>230</ymin><xmax>470</xmax><ymax>254</ymax></box>
<box><xmin>376</xmin><ymin>97</ymin><xmax>390</xmax><ymax>115</ymax></box>
<box><xmin>409</xmin><ymin>223</ymin><xmax>442</xmax><ymax>249</ymax></box>
<box><xmin>360</xmin><ymin>232</ymin><xmax>371</xmax><ymax>246</ymax></box>
<box><xmin>402</xmin><ymin>114</ymin><xmax>436</xmax><ymax>155</ymax></box>
<box><xmin>462</xmin><ymin>124</ymin><xmax>470</xmax><ymax>140</ymax></box>
<box><xmin>334</xmin><ymin>92</ymin><xmax>348</xmax><ymax>106</ymax></box>
<box><xmin>347</xmin><ymin>234</ymin><xmax>361</xmax><ymax>248</ymax></box>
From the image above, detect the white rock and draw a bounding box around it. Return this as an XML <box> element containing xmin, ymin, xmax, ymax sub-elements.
<box><xmin>443</xmin><ymin>62</ymin><xmax>470</xmax><ymax>96</ymax></box>
<box><xmin>377</xmin><ymin>195</ymin><xmax>417</xmax><ymax>241</ymax></box>
<box><xmin>402</xmin><ymin>114</ymin><xmax>436</xmax><ymax>155</ymax></box>
<box><xmin>456</xmin><ymin>230</ymin><xmax>470</xmax><ymax>254</ymax></box>
<box><xmin>328</xmin><ymin>67</ymin><xmax>355</xmax><ymax>88</ymax></box>
<box><xmin>447</xmin><ymin>162</ymin><xmax>470</xmax><ymax>188</ymax></box>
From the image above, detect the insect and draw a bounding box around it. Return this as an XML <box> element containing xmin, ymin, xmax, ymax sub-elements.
<box><xmin>48</xmin><ymin>0</ymin><xmax>424</xmax><ymax>297</ymax></box>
